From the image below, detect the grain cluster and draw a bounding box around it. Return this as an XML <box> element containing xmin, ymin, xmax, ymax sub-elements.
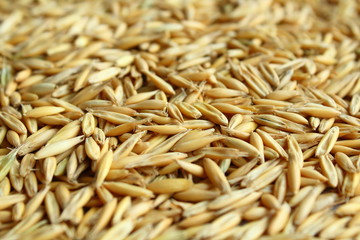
<box><xmin>1</xmin><ymin>0</ymin><xmax>360</xmax><ymax>239</ymax></box>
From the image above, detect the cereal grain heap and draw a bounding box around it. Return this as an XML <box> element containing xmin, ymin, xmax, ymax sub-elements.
<box><xmin>0</xmin><ymin>0</ymin><xmax>360</xmax><ymax>239</ymax></box>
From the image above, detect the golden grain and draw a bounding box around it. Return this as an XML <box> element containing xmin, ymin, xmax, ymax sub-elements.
<box><xmin>104</xmin><ymin>182</ymin><xmax>154</xmax><ymax>198</ymax></box>
<box><xmin>60</xmin><ymin>186</ymin><xmax>94</xmax><ymax>221</ymax></box>
<box><xmin>45</xmin><ymin>191</ymin><xmax>60</xmax><ymax>224</ymax></box>
<box><xmin>0</xmin><ymin>194</ymin><xmax>26</xmax><ymax>211</ymax></box>
<box><xmin>223</xmin><ymin>136</ymin><xmax>259</xmax><ymax>158</ymax></box>
<box><xmin>23</xmin><ymin>185</ymin><xmax>50</xmax><ymax>218</ymax></box>
<box><xmin>88</xmin><ymin>67</ymin><xmax>121</xmax><ymax>84</ymax></box>
<box><xmin>24</xmin><ymin>106</ymin><xmax>65</xmax><ymax>118</ymax></box>
<box><xmin>147</xmin><ymin>178</ymin><xmax>192</xmax><ymax>194</ymax></box>
<box><xmin>0</xmin><ymin>112</ymin><xmax>27</xmax><ymax>134</ymax></box>
<box><xmin>35</xmin><ymin>135</ymin><xmax>84</xmax><ymax>159</ymax></box>
<box><xmin>203</xmin><ymin>158</ymin><xmax>231</xmax><ymax>193</ymax></box>
<box><xmin>319</xmin><ymin>155</ymin><xmax>338</xmax><ymax>188</ymax></box>
<box><xmin>94</xmin><ymin>150</ymin><xmax>113</xmax><ymax>187</ymax></box>
<box><xmin>294</xmin><ymin>185</ymin><xmax>325</xmax><ymax>225</ymax></box>
<box><xmin>193</xmin><ymin>102</ymin><xmax>228</xmax><ymax>126</ymax></box>
<box><xmin>268</xmin><ymin>203</ymin><xmax>291</xmax><ymax>235</ymax></box>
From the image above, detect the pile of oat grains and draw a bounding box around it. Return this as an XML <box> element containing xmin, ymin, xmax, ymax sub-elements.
<box><xmin>0</xmin><ymin>0</ymin><xmax>360</xmax><ymax>239</ymax></box>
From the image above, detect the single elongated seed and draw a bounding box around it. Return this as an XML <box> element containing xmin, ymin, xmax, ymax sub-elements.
<box><xmin>47</xmin><ymin>120</ymin><xmax>81</xmax><ymax>144</ymax></box>
<box><xmin>26</xmin><ymin>223</ymin><xmax>66</xmax><ymax>239</ymax></box>
<box><xmin>217</xmin><ymin>73</ymin><xmax>250</xmax><ymax>92</ymax></box>
<box><xmin>92</xmin><ymin>110</ymin><xmax>134</xmax><ymax>124</ymax></box>
<box><xmin>91</xmin><ymin>198</ymin><xmax>118</xmax><ymax>234</ymax></box>
<box><xmin>268</xmin><ymin>203</ymin><xmax>291</xmax><ymax>235</ymax></box>
<box><xmin>147</xmin><ymin>178</ymin><xmax>192</xmax><ymax>194</ymax></box>
<box><xmin>181</xmin><ymin>120</ymin><xmax>215</xmax><ymax>129</ymax></box>
<box><xmin>212</xmin><ymin>103</ymin><xmax>252</xmax><ymax>115</ymax></box>
<box><xmin>173</xmin><ymin>187</ymin><xmax>219</xmax><ymax>202</ymax></box>
<box><xmin>315</xmin><ymin>126</ymin><xmax>339</xmax><ymax>157</ymax></box>
<box><xmin>0</xmin><ymin>112</ymin><xmax>27</xmax><ymax>134</ymax></box>
<box><xmin>208</xmin><ymin>188</ymin><xmax>253</xmax><ymax>210</ymax></box>
<box><xmin>287</xmin><ymin>156</ymin><xmax>301</xmax><ymax>193</ymax></box>
<box><xmin>222</xmin><ymin>137</ymin><xmax>259</xmax><ymax>157</ymax></box>
<box><xmin>250</xmin><ymin>132</ymin><xmax>264</xmax><ymax>163</ymax></box>
<box><xmin>114</xmin><ymin>131</ymin><xmax>146</xmax><ymax>160</ymax></box>
<box><xmin>159</xmin><ymin>154</ymin><xmax>204</xmax><ymax>175</ymax></box>
<box><xmin>336</xmin><ymin>202</ymin><xmax>360</xmax><ymax>216</ymax></box>
<box><xmin>193</xmin><ymin>102</ymin><xmax>228</xmax><ymax>126</ymax></box>
<box><xmin>168</xmin><ymin>75</ymin><xmax>197</xmax><ymax>90</ymax></box>
<box><xmin>43</xmin><ymin>157</ymin><xmax>57</xmax><ymax>183</ymax></box>
<box><xmin>126</xmin><ymin>100</ymin><xmax>167</xmax><ymax>110</ymax></box>
<box><xmin>241</xmin><ymin>160</ymin><xmax>280</xmax><ymax>187</ymax></box>
<box><xmin>194</xmin><ymin>147</ymin><xmax>249</xmax><ymax>160</ymax></box>
<box><xmin>23</xmin><ymin>185</ymin><xmax>50</xmax><ymax>218</ymax></box>
<box><xmin>262</xmin><ymin>193</ymin><xmax>281</xmax><ymax>210</ymax></box>
<box><xmin>116</xmin><ymin>54</ymin><xmax>134</xmax><ymax>67</ymax></box>
<box><xmin>149</xmin><ymin>130</ymin><xmax>190</xmax><ymax>154</ymax></box>
<box><xmin>301</xmin><ymin>168</ymin><xmax>327</xmax><ymax>182</ymax></box>
<box><xmin>227</xmin><ymin>158</ymin><xmax>259</xmax><ymax>180</ymax></box>
<box><xmin>35</xmin><ymin>135</ymin><xmax>84</xmax><ymax>159</ymax></box>
<box><xmin>205</xmin><ymin>88</ymin><xmax>245</xmax><ymax>98</ymax></box>
<box><xmin>104</xmin><ymin>182</ymin><xmax>154</xmax><ymax>198</ymax></box>
<box><xmin>85</xmin><ymin>137</ymin><xmax>101</xmax><ymax>161</ymax></box>
<box><xmin>125</xmin><ymin>90</ymin><xmax>158</xmax><ymax>105</ymax></box>
<box><xmin>287</xmin><ymin>135</ymin><xmax>303</xmax><ymax>167</ymax></box>
<box><xmin>143</xmin><ymin>70</ymin><xmax>175</xmax><ymax>95</ymax></box>
<box><xmin>335</xmin><ymin>152</ymin><xmax>357</xmax><ymax>173</ymax></box>
<box><xmin>290</xmin><ymin>104</ymin><xmax>341</xmax><ymax>118</ymax></box>
<box><xmin>175</xmin><ymin>160</ymin><xmax>205</xmax><ymax>177</ymax></box>
<box><xmin>0</xmin><ymin>149</ymin><xmax>19</xmax><ymax>182</ymax></box>
<box><xmin>137</xmin><ymin>125</ymin><xmax>187</xmax><ymax>134</ymax></box>
<box><xmin>82</xmin><ymin>113</ymin><xmax>96</xmax><ymax>137</ymax></box>
<box><xmin>319</xmin><ymin>217</ymin><xmax>351</xmax><ymax>238</ymax></box>
<box><xmin>203</xmin><ymin>158</ymin><xmax>231</xmax><ymax>193</ymax></box>
<box><xmin>196</xmin><ymin>211</ymin><xmax>242</xmax><ymax>238</ymax></box>
<box><xmin>171</xmin><ymin>135</ymin><xmax>224</xmax><ymax>153</ymax></box>
<box><xmin>24</xmin><ymin>172</ymin><xmax>37</xmax><ymax>197</ymax></box>
<box><xmin>179</xmin><ymin>211</ymin><xmax>216</xmax><ymax>228</ymax></box>
<box><xmin>94</xmin><ymin>150</ymin><xmax>114</xmax><ymax>187</ymax></box>
<box><xmin>60</xmin><ymin>186</ymin><xmax>94</xmax><ymax>221</ymax></box>
<box><xmin>71</xmin><ymin>83</ymin><xmax>106</xmax><ymax>105</ymax></box>
<box><xmin>252</xmin><ymin>114</ymin><xmax>307</xmax><ymax>133</ymax></box>
<box><xmin>0</xmin><ymin>194</ymin><xmax>26</xmax><ymax>210</ymax></box>
<box><xmin>167</xmin><ymin>103</ymin><xmax>184</xmax><ymax>122</ymax></box>
<box><xmin>88</xmin><ymin>67</ymin><xmax>121</xmax><ymax>84</ymax></box>
<box><xmin>123</xmin><ymin>152</ymin><xmax>188</xmax><ymax>169</ymax></box>
<box><xmin>49</xmin><ymin>98</ymin><xmax>84</xmax><ymax>115</ymax></box>
<box><xmin>312</xmin><ymin>193</ymin><xmax>338</xmax><ymax>213</ymax></box>
<box><xmin>256</xmin><ymin>129</ymin><xmax>288</xmax><ymax>159</ymax></box>
<box><xmin>274</xmin><ymin>110</ymin><xmax>309</xmax><ymax>125</ymax></box>
<box><xmin>294</xmin><ymin>184</ymin><xmax>325</xmax><ymax>225</ymax></box>
<box><xmin>45</xmin><ymin>191</ymin><xmax>60</xmax><ymax>224</ymax></box>
<box><xmin>98</xmin><ymin>218</ymin><xmax>134</xmax><ymax>240</ymax></box>
<box><xmin>112</xmin><ymin>196</ymin><xmax>131</xmax><ymax>225</ymax></box>
<box><xmin>122</xmin><ymin>201</ymin><xmax>151</xmax><ymax>223</ymax></box>
<box><xmin>74</xmin><ymin>63</ymin><xmax>93</xmax><ymax>92</ymax></box>
<box><xmin>289</xmin><ymin>186</ymin><xmax>313</xmax><ymax>207</ymax></box>
<box><xmin>249</xmin><ymin>165</ymin><xmax>284</xmax><ymax>190</ymax></box>
<box><xmin>0</xmin><ymin>126</ymin><xmax>6</xmax><ymax>145</ymax></box>
<box><xmin>105</xmin><ymin>122</ymin><xmax>137</xmax><ymax>137</ymax></box>
<box><xmin>176</xmin><ymin>102</ymin><xmax>202</xmax><ymax>119</ymax></box>
<box><xmin>12</xmin><ymin>202</ymin><xmax>25</xmax><ymax>222</ymax></box>
<box><xmin>24</xmin><ymin>106</ymin><xmax>65</xmax><ymax>118</ymax></box>
<box><xmin>243</xmin><ymin>207</ymin><xmax>268</xmax><ymax>221</ymax></box>
<box><xmin>18</xmin><ymin>128</ymin><xmax>58</xmax><ymax>156</ymax></box>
